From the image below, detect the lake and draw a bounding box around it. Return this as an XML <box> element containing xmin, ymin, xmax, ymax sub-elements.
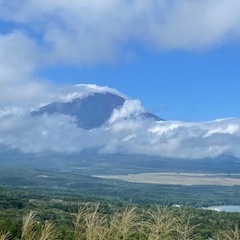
<box><xmin>205</xmin><ymin>205</ymin><xmax>240</xmax><ymax>212</ymax></box>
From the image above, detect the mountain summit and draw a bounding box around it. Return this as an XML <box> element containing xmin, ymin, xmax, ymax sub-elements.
<box><xmin>32</xmin><ymin>85</ymin><xmax>162</xmax><ymax>130</ymax></box>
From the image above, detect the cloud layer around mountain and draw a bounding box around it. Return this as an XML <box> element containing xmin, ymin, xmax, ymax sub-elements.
<box><xmin>0</xmin><ymin>87</ymin><xmax>240</xmax><ymax>159</ymax></box>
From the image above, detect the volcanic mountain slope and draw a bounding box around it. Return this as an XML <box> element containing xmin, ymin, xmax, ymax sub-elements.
<box><xmin>32</xmin><ymin>89</ymin><xmax>162</xmax><ymax>130</ymax></box>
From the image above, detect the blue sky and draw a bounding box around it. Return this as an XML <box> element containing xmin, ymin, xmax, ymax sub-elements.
<box><xmin>1</xmin><ymin>0</ymin><xmax>240</xmax><ymax>122</ymax></box>
<box><xmin>41</xmin><ymin>43</ymin><xmax>240</xmax><ymax>122</ymax></box>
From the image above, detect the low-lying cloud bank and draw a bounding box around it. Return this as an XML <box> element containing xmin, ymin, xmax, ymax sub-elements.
<box><xmin>0</xmin><ymin>90</ymin><xmax>240</xmax><ymax>159</ymax></box>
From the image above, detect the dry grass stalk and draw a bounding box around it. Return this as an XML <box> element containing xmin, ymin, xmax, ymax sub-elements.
<box><xmin>175</xmin><ymin>208</ymin><xmax>196</xmax><ymax>240</ymax></box>
<box><xmin>145</xmin><ymin>205</ymin><xmax>177</xmax><ymax>240</ymax></box>
<box><xmin>176</xmin><ymin>216</ymin><xmax>195</xmax><ymax>240</ymax></box>
<box><xmin>108</xmin><ymin>206</ymin><xmax>137</xmax><ymax>240</ymax></box>
<box><xmin>222</xmin><ymin>224</ymin><xmax>240</xmax><ymax>240</ymax></box>
<box><xmin>84</xmin><ymin>203</ymin><xmax>108</xmax><ymax>240</ymax></box>
<box><xmin>21</xmin><ymin>211</ymin><xmax>59</xmax><ymax>240</ymax></box>
<box><xmin>39</xmin><ymin>222</ymin><xmax>59</xmax><ymax>240</ymax></box>
<box><xmin>0</xmin><ymin>233</ymin><xmax>10</xmax><ymax>240</ymax></box>
<box><xmin>21</xmin><ymin>211</ymin><xmax>36</xmax><ymax>240</ymax></box>
<box><xmin>73</xmin><ymin>203</ymin><xmax>89</xmax><ymax>240</ymax></box>
<box><xmin>73</xmin><ymin>203</ymin><xmax>109</xmax><ymax>240</ymax></box>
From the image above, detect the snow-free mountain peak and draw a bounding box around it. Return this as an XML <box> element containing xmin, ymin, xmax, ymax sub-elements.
<box><xmin>32</xmin><ymin>85</ymin><xmax>163</xmax><ymax>129</ymax></box>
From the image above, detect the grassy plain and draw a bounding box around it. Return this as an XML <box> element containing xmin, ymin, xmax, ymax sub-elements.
<box><xmin>95</xmin><ymin>172</ymin><xmax>240</xmax><ymax>186</ymax></box>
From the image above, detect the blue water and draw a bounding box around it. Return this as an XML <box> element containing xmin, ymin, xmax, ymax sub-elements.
<box><xmin>206</xmin><ymin>205</ymin><xmax>240</xmax><ymax>213</ymax></box>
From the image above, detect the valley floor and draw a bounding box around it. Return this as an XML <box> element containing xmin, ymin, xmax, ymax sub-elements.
<box><xmin>95</xmin><ymin>172</ymin><xmax>240</xmax><ymax>186</ymax></box>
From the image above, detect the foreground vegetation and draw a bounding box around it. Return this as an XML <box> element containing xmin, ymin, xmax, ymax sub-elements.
<box><xmin>1</xmin><ymin>203</ymin><xmax>240</xmax><ymax>240</ymax></box>
<box><xmin>1</xmin><ymin>167</ymin><xmax>240</xmax><ymax>239</ymax></box>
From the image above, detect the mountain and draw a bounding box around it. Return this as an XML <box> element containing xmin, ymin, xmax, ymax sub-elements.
<box><xmin>32</xmin><ymin>89</ymin><xmax>162</xmax><ymax>130</ymax></box>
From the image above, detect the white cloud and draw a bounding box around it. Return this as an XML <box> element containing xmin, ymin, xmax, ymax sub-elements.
<box><xmin>0</xmin><ymin>94</ymin><xmax>240</xmax><ymax>159</ymax></box>
<box><xmin>0</xmin><ymin>31</ymin><xmax>35</xmax><ymax>79</ymax></box>
<box><xmin>108</xmin><ymin>99</ymin><xmax>145</xmax><ymax>125</ymax></box>
<box><xmin>0</xmin><ymin>31</ymin><xmax>52</xmax><ymax>109</ymax></box>
<box><xmin>1</xmin><ymin>0</ymin><xmax>240</xmax><ymax>65</ymax></box>
<box><xmin>58</xmin><ymin>84</ymin><xmax>127</xmax><ymax>103</ymax></box>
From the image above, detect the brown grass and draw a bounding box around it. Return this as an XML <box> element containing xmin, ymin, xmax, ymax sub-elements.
<box><xmin>1</xmin><ymin>203</ymin><xmax>239</xmax><ymax>240</ymax></box>
<box><xmin>0</xmin><ymin>233</ymin><xmax>10</xmax><ymax>240</ymax></box>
